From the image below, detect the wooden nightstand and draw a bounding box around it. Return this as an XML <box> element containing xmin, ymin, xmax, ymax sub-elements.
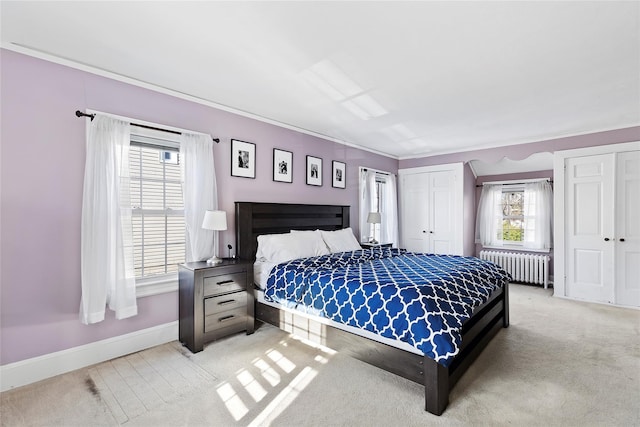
<box><xmin>360</xmin><ymin>242</ymin><xmax>392</xmax><ymax>249</ymax></box>
<box><xmin>178</xmin><ymin>259</ymin><xmax>254</xmax><ymax>353</ymax></box>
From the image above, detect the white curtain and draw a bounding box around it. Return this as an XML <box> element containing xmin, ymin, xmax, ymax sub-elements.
<box><xmin>359</xmin><ymin>168</ymin><xmax>399</xmax><ymax>246</ymax></box>
<box><xmin>359</xmin><ymin>169</ymin><xmax>377</xmax><ymax>242</ymax></box>
<box><xmin>380</xmin><ymin>173</ymin><xmax>399</xmax><ymax>247</ymax></box>
<box><xmin>475</xmin><ymin>184</ymin><xmax>504</xmax><ymax>247</ymax></box>
<box><xmin>180</xmin><ymin>133</ymin><xmax>217</xmax><ymax>262</ymax></box>
<box><xmin>80</xmin><ymin>115</ymin><xmax>137</xmax><ymax>324</ymax></box>
<box><xmin>523</xmin><ymin>181</ymin><xmax>553</xmax><ymax>250</ymax></box>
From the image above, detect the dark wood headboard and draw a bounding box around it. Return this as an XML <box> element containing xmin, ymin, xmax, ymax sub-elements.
<box><xmin>235</xmin><ymin>202</ymin><xmax>350</xmax><ymax>260</ymax></box>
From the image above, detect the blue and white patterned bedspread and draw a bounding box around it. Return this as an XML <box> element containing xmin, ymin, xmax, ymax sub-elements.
<box><xmin>264</xmin><ymin>247</ymin><xmax>510</xmax><ymax>366</ymax></box>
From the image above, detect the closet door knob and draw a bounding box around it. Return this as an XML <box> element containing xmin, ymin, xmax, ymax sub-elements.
<box><xmin>620</xmin><ymin>238</ymin><xmax>625</xmax><ymax>242</ymax></box>
<box><xmin>604</xmin><ymin>238</ymin><xmax>610</xmax><ymax>241</ymax></box>
<box><xmin>429</xmin><ymin>231</ymin><xmax>434</xmax><ymax>234</ymax></box>
<box><xmin>422</xmin><ymin>230</ymin><xmax>426</xmax><ymax>233</ymax></box>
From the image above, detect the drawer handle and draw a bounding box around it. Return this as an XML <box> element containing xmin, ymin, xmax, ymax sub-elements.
<box><xmin>217</xmin><ymin>279</ymin><xmax>235</xmax><ymax>286</ymax></box>
<box><xmin>219</xmin><ymin>315</ymin><xmax>236</xmax><ymax>323</ymax></box>
<box><xmin>218</xmin><ymin>299</ymin><xmax>236</xmax><ymax>306</ymax></box>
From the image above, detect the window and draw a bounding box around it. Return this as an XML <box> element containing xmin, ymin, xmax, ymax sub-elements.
<box><xmin>128</xmin><ymin>137</ymin><xmax>185</xmax><ymax>282</ymax></box>
<box><xmin>359</xmin><ymin>167</ymin><xmax>398</xmax><ymax>246</ymax></box>
<box><xmin>370</xmin><ymin>177</ymin><xmax>386</xmax><ymax>242</ymax></box>
<box><xmin>80</xmin><ymin>114</ymin><xmax>213</xmax><ymax>318</ymax></box>
<box><xmin>475</xmin><ymin>180</ymin><xmax>553</xmax><ymax>251</ymax></box>
<box><xmin>500</xmin><ymin>188</ymin><xmax>525</xmax><ymax>244</ymax></box>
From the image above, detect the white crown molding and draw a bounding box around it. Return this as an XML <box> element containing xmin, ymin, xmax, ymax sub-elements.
<box><xmin>0</xmin><ymin>321</ymin><xmax>178</xmax><ymax>392</ymax></box>
<box><xmin>398</xmin><ymin>124</ymin><xmax>640</xmax><ymax>160</ymax></box>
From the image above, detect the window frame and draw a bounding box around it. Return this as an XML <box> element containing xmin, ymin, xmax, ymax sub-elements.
<box><xmin>479</xmin><ymin>181</ymin><xmax>551</xmax><ymax>253</ymax></box>
<box><xmin>499</xmin><ymin>185</ymin><xmax>525</xmax><ymax>246</ymax></box>
<box><xmin>359</xmin><ymin>166</ymin><xmax>392</xmax><ymax>244</ymax></box>
<box><xmin>129</xmin><ymin>129</ymin><xmax>183</xmax><ymax>297</ymax></box>
<box><xmin>371</xmin><ymin>176</ymin><xmax>387</xmax><ymax>242</ymax></box>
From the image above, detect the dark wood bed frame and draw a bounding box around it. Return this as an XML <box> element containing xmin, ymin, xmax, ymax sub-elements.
<box><xmin>235</xmin><ymin>201</ymin><xmax>509</xmax><ymax>416</ymax></box>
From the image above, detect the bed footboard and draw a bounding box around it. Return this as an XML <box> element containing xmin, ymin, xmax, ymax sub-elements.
<box><xmin>424</xmin><ymin>282</ymin><xmax>509</xmax><ymax>415</ymax></box>
<box><xmin>255</xmin><ymin>282</ymin><xmax>508</xmax><ymax>416</ymax></box>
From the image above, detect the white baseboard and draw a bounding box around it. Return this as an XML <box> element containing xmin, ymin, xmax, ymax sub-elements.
<box><xmin>0</xmin><ymin>321</ymin><xmax>178</xmax><ymax>392</ymax></box>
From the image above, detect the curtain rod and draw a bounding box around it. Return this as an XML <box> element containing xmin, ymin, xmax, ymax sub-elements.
<box><xmin>475</xmin><ymin>178</ymin><xmax>552</xmax><ymax>188</ymax></box>
<box><xmin>361</xmin><ymin>166</ymin><xmax>393</xmax><ymax>176</ymax></box>
<box><xmin>75</xmin><ymin>110</ymin><xmax>220</xmax><ymax>143</ymax></box>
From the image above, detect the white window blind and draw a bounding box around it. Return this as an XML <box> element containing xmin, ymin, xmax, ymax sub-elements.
<box><xmin>128</xmin><ymin>139</ymin><xmax>185</xmax><ymax>279</ymax></box>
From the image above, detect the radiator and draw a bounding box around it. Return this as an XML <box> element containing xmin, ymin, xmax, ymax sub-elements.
<box><xmin>479</xmin><ymin>250</ymin><xmax>550</xmax><ymax>289</ymax></box>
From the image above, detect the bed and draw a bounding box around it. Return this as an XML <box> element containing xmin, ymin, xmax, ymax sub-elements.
<box><xmin>235</xmin><ymin>202</ymin><xmax>510</xmax><ymax>416</ymax></box>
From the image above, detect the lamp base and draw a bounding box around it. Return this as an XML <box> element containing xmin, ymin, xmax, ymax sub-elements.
<box><xmin>206</xmin><ymin>256</ymin><xmax>223</xmax><ymax>265</ymax></box>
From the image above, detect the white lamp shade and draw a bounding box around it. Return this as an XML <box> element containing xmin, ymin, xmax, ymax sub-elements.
<box><xmin>367</xmin><ymin>212</ymin><xmax>381</xmax><ymax>224</ymax></box>
<box><xmin>202</xmin><ymin>210</ymin><xmax>227</xmax><ymax>231</ymax></box>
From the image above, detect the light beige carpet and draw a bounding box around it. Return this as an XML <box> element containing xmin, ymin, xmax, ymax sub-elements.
<box><xmin>1</xmin><ymin>284</ymin><xmax>639</xmax><ymax>426</ymax></box>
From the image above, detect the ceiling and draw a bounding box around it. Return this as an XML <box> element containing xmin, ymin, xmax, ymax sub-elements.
<box><xmin>2</xmin><ymin>1</ymin><xmax>638</xmax><ymax>159</ymax></box>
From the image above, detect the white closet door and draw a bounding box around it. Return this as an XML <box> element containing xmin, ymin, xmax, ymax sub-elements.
<box><xmin>399</xmin><ymin>168</ymin><xmax>459</xmax><ymax>254</ymax></box>
<box><xmin>615</xmin><ymin>151</ymin><xmax>640</xmax><ymax>307</ymax></box>
<box><xmin>565</xmin><ymin>154</ymin><xmax>615</xmax><ymax>303</ymax></box>
<box><xmin>401</xmin><ymin>172</ymin><xmax>430</xmax><ymax>253</ymax></box>
<box><xmin>429</xmin><ymin>171</ymin><xmax>456</xmax><ymax>255</ymax></box>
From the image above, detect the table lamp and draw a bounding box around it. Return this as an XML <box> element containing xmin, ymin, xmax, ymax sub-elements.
<box><xmin>367</xmin><ymin>211</ymin><xmax>381</xmax><ymax>244</ymax></box>
<box><xmin>202</xmin><ymin>210</ymin><xmax>227</xmax><ymax>264</ymax></box>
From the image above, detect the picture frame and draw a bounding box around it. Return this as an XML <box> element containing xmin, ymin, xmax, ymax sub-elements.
<box><xmin>332</xmin><ymin>161</ymin><xmax>346</xmax><ymax>189</ymax></box>
<box><xmin>306</xmin><ymin>155</ymin><xmax>323</xmax><ymax>186</ymax></box>
<box><xmin>231</xmin><ymin>139</ymin><xmax>256</xmax><ymax>179</ymax></box>
<box><xmin>273</xmin><ymin>148</ymin><xmax>293</xmax><ymax>183</ymax></box>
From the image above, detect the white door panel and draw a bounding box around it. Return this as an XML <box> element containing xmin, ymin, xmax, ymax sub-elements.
<box><xmin>566</xmin><ymin>154</ymin><xmax>615</xmax><ymax>303</ymax></box>
<box><xmin>615</xmin><ymin>151</ymin><xmax>640</xmax><ymax>307</ymax></box>
<box><xmin>429</xmin><ymin>171</ymin><xmax>456</xmax><ymax>255</ymax></box>
<box><xmin>573</xmin><ymin>182</ymin><xmax>603</xmax><ymax>236</ymax></box>
<box><xmin>401</xmin><ymin>173</ymin><xmax>429</xmax><ymax>253</ymax></box>
<box><xmin>573</xmin><ymin>249</ymin><xmax>604</xmax><ymax>286</ymax></box>
<box><xmin>432</xmin><ymin>239</ymin><xmax>454</xmax><ymax>255</ymax></box>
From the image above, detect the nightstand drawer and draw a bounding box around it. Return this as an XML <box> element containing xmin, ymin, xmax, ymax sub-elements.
<box><xmin>203</xmin><ymin>272</ymin><xmax>246</xmax><ymax>297</ymax></box>
<box><xmin>204</xmin><ymin>292</ymin><xmax>247</xmax><ymax>316</ymax></box>
<box><xmin>204</xmin><ymin>307</ymin><xmax>247</xmax><ymax>333</ymax></box>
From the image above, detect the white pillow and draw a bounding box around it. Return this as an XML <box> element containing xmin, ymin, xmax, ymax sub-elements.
<box><xmin>291</xmin><ymin>229</ymin><xmax>331</xmax><ymax>250</ymax></box>
<box><xmin>319</xmin><ymin>228</ymin><xmax>362</xmax><ymax>253</ymax></box>
<box><xmin>256</xmin><ymin>231</ymin><xmax>330</xmax><ymax>264</ymax></box>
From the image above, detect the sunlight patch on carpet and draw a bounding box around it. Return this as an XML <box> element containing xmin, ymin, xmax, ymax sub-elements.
<box><xmin>246</xmin><ymin>366</ymin><xmax>318</xmax><ymax>427</ymax></box>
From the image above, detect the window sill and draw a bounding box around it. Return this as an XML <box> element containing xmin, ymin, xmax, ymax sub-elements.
<box><xmin>481</xmin><ymin>245</ymin><xmax>551</xmax><ymax>254</ymax></box>
<box><xmin>136</xmin><ymin>276</ymin><xmax>178</xmax><ymax>298</ymax></box>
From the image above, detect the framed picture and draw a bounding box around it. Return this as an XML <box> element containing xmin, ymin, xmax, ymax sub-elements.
<box><xmin>306</xmin><ymin>155</ymin><xmax>323</xmax><ymax>186</ymax></box>
<box><xmin>231</xmin><ymin>139</ymin><xmax>256</xmax><ymax>179</ymax></box>
<box><xmin>273</xmin><ymin>148</ymin><xmax>293</xmax><ymax>183</ymax></box>
<box><xmin>332</xmin><ymin>161</ymin><xmax>346</xmax><ymax>189</ymax></box>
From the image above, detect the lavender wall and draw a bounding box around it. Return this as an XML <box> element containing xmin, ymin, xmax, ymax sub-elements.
<box><xmin>0</xmin><ymin>49</ymin><xmax>397</xmax><ymax>365</ymax></box>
